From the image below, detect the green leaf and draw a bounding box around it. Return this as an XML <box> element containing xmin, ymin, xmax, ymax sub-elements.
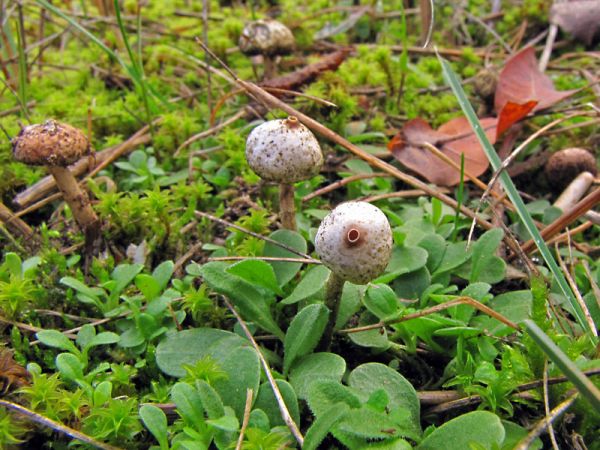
<box><xmin>135</xmin><ymin>274</ymin><xmax>161</xmax><ymax>301</ymax></box>
<box><xmin>524</xmin><ymin>320</ymin><xmax>600</xmax><ymax>411</ymax></box>
<box><xmin>418</xmin><ymin>233</ymin><xmax>447</xmax><ymax>273</ymax></box>
<box><xmin>111</xmin><ymin>263</ymin><xmax>144</xmax><ymax>295</ymax></box>
<box><xmin>171</xmin><ymin>382</ymin><xmax>205</xmax><ymax>425</ymax></box>
<box><xmin>283</xmin><ymin>304</ymin><xmax>329</xmax><ymax>374</ymax></box>
<box><xmin>438</xmin><ymin>54</ymin><xmax>591</xmax><ymax>335</ymax></box>
<box><xmin>205</xmin><ymin>415</ymin><xmax>239</xmax><ymax>432</ymax></box>
<box><xmin>281</xmin><ymin>265</ymin><xmax>330</xmax><ymax>305</ymax></box>
<box><xmin>226</xmin><ymin>259</ymin><xmax>283</xmax><ymax>296</ymax></box>
<box><xmin>140</xmin><ymin>405</ymin><xmax>169</xmax><ymax>450</ymax></box>
<box><xmin>200</xmin><ymin>262</ymin><xmax>284</xmax><ymax>339</ymax></box>
<box><xmin>348</xmin><ymin>313</ymin><xmax>390</xmax><ymax>350</ymax></box>
<box><xmin>376</xmin><ymin>246</ymin><xmax>428</xmax><ymax>283</ymax></box>
<box><xmin>156</xmin><ymin>328</ymin><xmax>246</xmax><ymax>377</ymax></box>
<box><xmin>469</xmin><ymin>229</ymin><xmax>506</xmax><ymax>284</ymax></box>
<box><xmin>303</xmin><ymin>403</ymin><xmax>350</xmax><ymax>450</ymax></box>
<box><xmin>501</xmin><ymin>420</ymin><xmax>542</xmax><ymax>450</ymax></box>
<box><xmin>263</xmin><ymin>230</ymin><xmax>307</xmax><ymax>287</ymax></box>
<box><xmin>337</xmin><ymin>406</ymin><xmax>405</xmax><ymax>439</ymax></box>
<box><xmin>86</xmin><ymin>332</ymin><xmax>120</xmax><ymax>350</ymax></box>
<box><xmin>364</xmin><ymin>284</ymin><xmax>403</xmax><ymax>320</ymax></box>
<box><xmin>489</xmin><ymin>290</ymin><xmax>532</xmax><ymax>325</ymax></box>
<box><xmin>93</xmin><ymin>381</ymin><xmax>112</xmax><ymax>406</ymax></box>
<box><xmin>212</xmin><ymin>347</ymin><xmax>261</xmax><ymax>420</ymax></box>
<box><xmin>36</xmin><ymin>330</ymin><xmax>79</xmax><ymax>355</ymax></box>
<box><xmin>306</xmin><ymin>380</ymin><xmax>361</xmax><ymax>417</ymax></box>
<box><xmin>195</xmin><ymin>380</ymin><xmax>225</xmax><ymax>419</ymax></box>
<box><xmin>336</xmin><ymin>283</ymin><xmax>363</xmax><ymax>329</ymax></box>
<box><xmin>152</xmin><ymin>260</ymin><xmax>174</xmax><ymax>290</ymax></box>
<box><xmin>254</xmin><ymin>380</ymin><xmax>300</xmax><ymax>427</ymax></box>
<box><xmin>60</xmin><ymin>276</ymin><xmax>103</xmax><ymax>300</ymax></box>
<box><xmin>289</xmin><ymin>352</ymin><xmax>346</xmax><ymax>400</ymax></box>
<box><xmin>56</xmin><ymin>353</ymin><xmax>85</xmax><ymax>382</ymax></box>
<box><xmin>418</xmin><ymin>411</ymin><xmax>504</xmax><ymax>450</ymax></box>
<box><xmin>432</xmin><ymin>241</ymin><xmax>470</xmax><ymax>276</ymax></box>
<box><xmin>348</xmin><ymin>363</ymin><xmax>420</xmax><ymax>433</ymax></box>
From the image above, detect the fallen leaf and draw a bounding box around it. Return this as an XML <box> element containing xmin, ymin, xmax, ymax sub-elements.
<box><xmin>494</xmin><ymin>47</ymin><xmax>578</xmax><ymax>113</ymax></box>
<box><xmin>0</xmin><ymin>348</ymin><xmax>30</xmax><ymax>393</ymax></box>
<box><xmin>551</xmin><ymin>1</ymin><xmax>600</xmax><ymax>45</ymax></box>
<box><xmin>388</xmin><ymin>116</ymin><xmax>497</xmax><ymax>186</ymax></box>
<box><xmin>496</xmin><ymin>100</ymin><xmax>538</xmax><ymax>139</ymax></box>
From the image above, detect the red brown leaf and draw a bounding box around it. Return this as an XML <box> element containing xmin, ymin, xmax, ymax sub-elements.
<box><xmin>389</xmin><ymin>116</ymin><xmax>497</xmax><ymax>187</ymax></box>
<box><xmin>494</xmin><ymin>47</ymin><xmax>578</xmax><ymax>113</ymax></box>
<box><xmin>496</xmin><ymin>100</ymin><xmax>538</xmax><ymax>139</ymax></box>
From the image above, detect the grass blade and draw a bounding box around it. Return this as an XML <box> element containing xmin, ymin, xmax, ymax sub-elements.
<box><xmin>437</xmin><ymin>53</ymin><xmax>593</xmax><ymax>337</ymax></box>
<box><xmin>524</xmin><ymin>320</ymin><xmax>600</xmax><ymax>411</ymax></box>
<box><xmin>34</xmin><ymin>0</ymin><xmax>167</xmax><ymax>114</ymax></box>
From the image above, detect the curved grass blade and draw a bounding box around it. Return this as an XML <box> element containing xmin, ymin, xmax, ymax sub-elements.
<box><xmin>437</xmin><ymin>53</ymin><xmax>593</xmax><ymax>337</ymax></box>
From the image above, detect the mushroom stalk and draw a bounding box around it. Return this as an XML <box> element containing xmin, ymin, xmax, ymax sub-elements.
<box><xmin>279</xmin><ymin>183</ymin><xmax>296</xmax><ymax>230</ymax></box>
<box><xmin>263</xmin><ymin>56</ymin><xmax>277</xmax><ymax>80</ymax></box>
<box><xmin>319</xmin><ymin>272</ymin><xmax>346</xmax><ymax>351</ymax></box>
<box><xmin>47</xmin><ymin>166</ymin><xmax>99</xmax><ymax>231</ymax></box>
<box><xmin>47</xmin><ymin>166</ymin><xmax>101</xmax><ymax>254</ymax></box>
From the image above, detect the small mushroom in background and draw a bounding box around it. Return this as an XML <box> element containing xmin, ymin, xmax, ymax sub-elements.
<box><xmin>239</xmin><ymin>19</ymin><xmax>295</xmax><ymax>80</ymax></box>
<box><xmin>12</xmin><ymin>120</ymin><xmax>102</xmax><ymax>259</ymax></box>
<box><xmin>314</xmin><ymin>201</ymin><xmax>393</xmax><ymax>349</ymax></box>
<box><xmin>245</xmin><ymin>116</ymin><xmax>323</xmax><ymax>230</ymax></box>
<box><xmin>545</xmin><ymin>147</ymin><xmax>597</xmax><ymax>191</ymax></box>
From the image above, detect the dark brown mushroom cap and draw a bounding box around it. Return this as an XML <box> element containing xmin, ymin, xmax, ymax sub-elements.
<box><xmin>545</xmin><ymin>147</ymin><xmax>597</xmax><ymax>190</ymax></box>
<box><xmin>12</xmin><ymin>120</ymin><xmax>89</xmax><ymax>167</ymax></box>
<box><xmin>239</xmin><ymin>19</ymin><xmax>295</xmax><ymax>56</ymax></box>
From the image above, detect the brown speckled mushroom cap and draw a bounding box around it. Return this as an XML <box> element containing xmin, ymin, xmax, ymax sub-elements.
<box><xmin>545</xmin><ymin>147</ymin><xmax>597</xmax><ymax>190</ymax></box>
<box><xmin>12</xmin><ymin>120</ymin><xmax>89</xmax><ymax>167</ymax></box>
<box><xmin>315</xmin><ymin>201</ymin><xmax>393</xmax><ymax>284</ymax></box>
<box><xmin>239</xmin><ymin>19</ymin><xmax>295</xmax><ymax>56</ymax></box>
<box><xmin>245</xmin><ymin>116</ymin><xmax>323</xmax><ymax>183</ymax></box>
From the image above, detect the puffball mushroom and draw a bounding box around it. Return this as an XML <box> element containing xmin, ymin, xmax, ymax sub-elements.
<box><xmin>545</xmin><ymin>147</ymin><xmax>597</xmax><ymax>191</ymax></box>
<box><xmin>239</xmin><ymin>19</ymin><xmax>295</xmax><ymax>80</ymax></box>
<box><xmin>315</xmin><ymin>201</ymin><xmax>393</xmax><ymax>349</ymax></box>
<box><xmin>246</xmin><ymin>116</ymin><xmax>323</xmax><ymax>230</ymax></box>
<box><xmin>12</xmin><ymin>120</ymin><xmax>101</xmax><ymax>256</ymax></box>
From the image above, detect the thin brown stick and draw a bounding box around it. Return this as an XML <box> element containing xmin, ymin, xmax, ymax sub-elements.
<box><xmin>209</xmin><ymin>256</ymin><xmax>320</xmax><ymax>264</ymax></box>
<box><xmin>0</xmin><ymin>399</ymin><xmax>121</xmax><ymax>450</ymax></box>
<box><xmin>556</xmin><ymin>243</ymin><xmax>597</xmax><ymax>336</ymax></box>
<box><xmin>338</xmin><ymin>296</ymin><xmax>520</xmax><ymax>334</ymax></box>
<box><xmin>194</xmin><ymin>210</ymin><xmax>319</xmax><ymax>262</ymax></box>
<box><xmin>514</xmin><ymin>392</ymin><xmax>578</xmax><ymax>450</ymax></box>
<box><xmin>519</xmin><ymin>188</ymin><xmax>600</xmax><ymax>255</ymax></box>
<box><xmin>302</xmin><ymin>173</ymin><xmax>390</xmax><ymax>202</ymax></box>
<box><xmin>0</xmin><ymin>201</ymin><xmax>35</xmax><ymax>240</ymax></box>
<box><xmin>175</xmin><ymin>109</ymin><xmax>246</xmax><ymax>155</ymax></box>
<box><xmin>235</xmin><ymin>389</ymin><xmax>253</xmax><ymax>450</ymax></box>
<box><xmin>222</xmin><ymin>298</ymin><xmax>304</xmax><ymax>446</ymax></box>
<box><xmin>543</xmin><ymin>360</ymin><xmax>560</xmax><ymax>450</ymax></box>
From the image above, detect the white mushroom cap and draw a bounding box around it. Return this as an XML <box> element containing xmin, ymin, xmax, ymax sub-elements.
<box><xmin>245</xmin><ymin>116</ymin><xmax>323</xmax><ymax>183</ymax></box>
<box><xmin>239</xmin><ymin>19</ymin><xmax>295</xmax><ymax>56</ymax></box>
<box><xmin>315</xmin><ymin>202</ymin><xmax>393</xmax><ymax>284</ymax></box>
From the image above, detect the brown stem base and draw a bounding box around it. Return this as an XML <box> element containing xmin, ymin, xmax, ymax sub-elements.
<box><xmin>48</xmin><ymin>166</ymin><xmax>102</xmax><ymax>262</ymax></box>
<box><xmin>279</xmin><ymin>183</ymin><xmax>297</xmax><ymax>230</ymax></box>
<box><xmin>318</xmin><ymin>272</ymin><xmax>346</xmax><ymax>351</ymax></box>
